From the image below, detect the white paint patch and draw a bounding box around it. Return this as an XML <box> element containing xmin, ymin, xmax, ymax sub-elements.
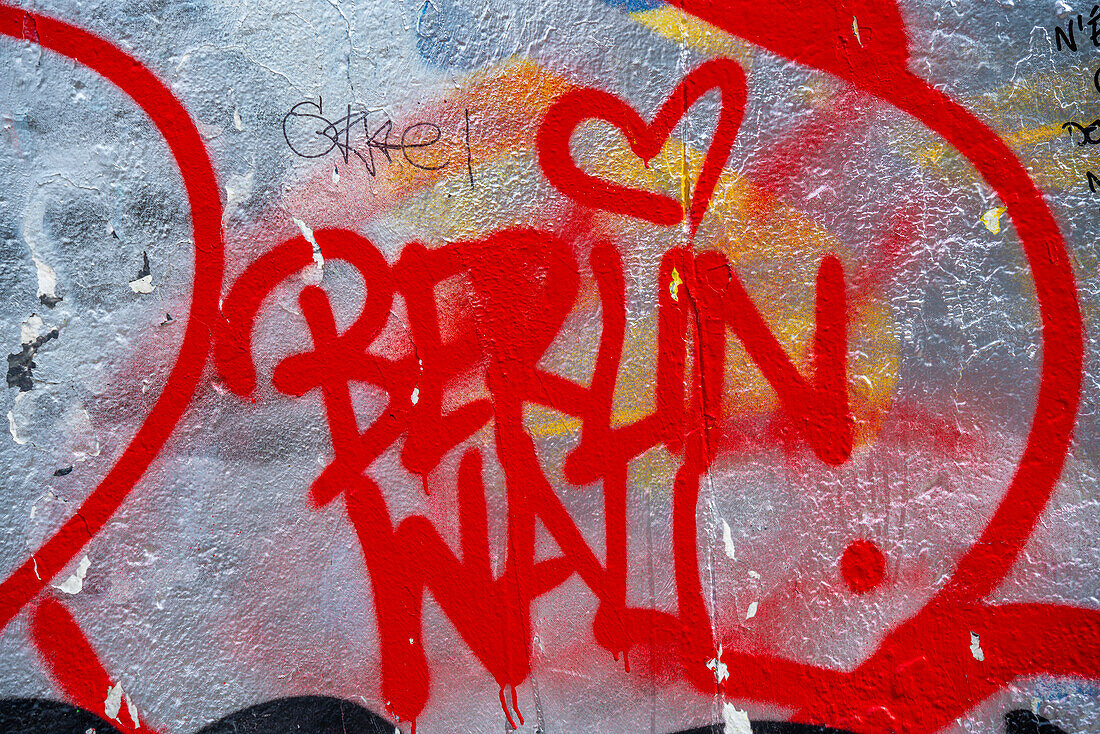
<box><xmin>721</xmin><ymin>519</ymin><xmax>736</xmax><ymax>560</ymax></box>
<box><xmin>970</xmin><ymin>631</ymin><xmax>985</xmax><ymax>662</ymax></box>
<box><xmin>103</xmin><ymin>681</ymin><xmax>141</xmax><ymax>727</ymax></box>
<box><xmin>233</xmin><ymin>108</ymin><xmax>244</xmax><ymax>131</ymax></box>
<box><xmin>104</xmin><ymin>682</ymin><xmax>123</xmax><ymax>721</ymax></box>
<box><xmin>293</xmin><ymin>216</ymin><xmax>324</xmax><ymax>283</ymax></box>
<box><xmin>706</xmin><ymin>645</ymin><xmax>729</xmax><ymax>684</ymax></box>
<box><xmin>8</xmin><ymin>413</ymin><xmax>23</xmax><ymax>444</ymax></box>
<box><xmin>22</xmin><ymin>196</ymin><xmax>60</xmax><ymax>305</ymax></box>
<box><xmin>748</xmin><ymin>570</ymin><xmax>760</xmax><ymax>580</ymax></box>
<box><xmin>410</xmin><ymin>387</ymin><xmax>420</xmax><ymax>405</ymax></box>
<box><xmin>746</xmin><ymin>601</ymin><xmax>757</xmax><ymax>619</ymax></box>
<box><xmin>33</xmin><ymin>258</ymin><xmax>59</xmax><ymax>304</ymax></box>
<box><xmin>20</xmin><ymin>314</ymin><xmax>44</xmax><ymax>344</ymax></box>
<box><xmin>721</xmin><ymin>702</ymin><xmax>752</xmax><ymax>734</ymax></box>
<box><xmin>124</xmin><ymin>691</ymin><xmax>140</xmax><ymax>728</ymax></box>
<box><xmin>128</xmin><ymin>274</ymin><xmax>155</xmax><ymax>294</ymax></box>
<box><xmin>223</xmin><ymin>171</ymin><xmax>254</xmax><ymax>224</ymax></box>
<box><xmin>54</xmin><ymin>555</ymin><xmax>91</xmax><ymax>594</ymax></box>
<box><xmin>980</xmin><ymin>206</ymin><xmax>1007</xmax><ymax>234</ymax></box>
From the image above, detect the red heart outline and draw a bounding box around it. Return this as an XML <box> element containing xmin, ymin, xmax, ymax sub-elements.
<box><xmin>0</xmin><ymin>6</ymin><xmax>224</xmax><ymax>628</ymax></box>
<box><xmin>537</xmin><ymin>58</ymin><xmax>746</xmax><ymax>235</ymax></box>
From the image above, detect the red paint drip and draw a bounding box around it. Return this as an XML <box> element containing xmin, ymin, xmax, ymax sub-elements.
<box><xmin>499</xmin><ymin>687</ymin><xmax>517</xmax><ymax>730</ymax></box>
<box><xmin>510</xmin><ymin>685</ymin><xmax>524</xmax><ymax>726</ymax></box>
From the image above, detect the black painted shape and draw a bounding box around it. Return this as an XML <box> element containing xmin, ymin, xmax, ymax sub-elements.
<box><xmin>671</xmin><ymin>722</ymin><xmax>856</xmax><ymax>734</ymax></box>
<box><xmin>1004</xmin><ymin>709</ymin><xmax>1069</xmax><ymax>734</ymax></box>
<box><xmin>6</xmin><ymin>328</ymin><xmax>59</xmax><ymax>392</ymax></box>
<box><xmin>194</xmin><ymin>696</ymin><xmax>395</xmax><ymax>734</ymax></box>
<box><xmin>0</xmin><ymin>698</ymin><xmax>123</xmax><ymax>734</ymax></box>
<box><xmin>0</xmin><ymin>698</ymin><xmax>874</xmax><ymax>734</ymax></box>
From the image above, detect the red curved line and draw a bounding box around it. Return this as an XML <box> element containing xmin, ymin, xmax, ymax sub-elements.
<box><xmin>31</xmin><ymin>596</ymin><xmax>165</xmax><ymax>734</ymax></box>
<box><xmin>979</xmin><ymin>602</ymin><xmax>1100</xmax><ymax>680</ymax></box>
<box><xmin>869</xmin><ymin>71</ymin><xmax>1084</xmax><ymax>607</ymax></box>
<box><xmin>0</xmin><ymin>6</ymin><xmax>224</xmax><ymax>629</ymax></box>
<box><xmin>774</xmin><ymin>70</ymin><xmax>1087</xmax><ymax>734</ymax></box>
<box><xmin>664</xmin><ymin>0</ymin><xmax>1082</xmax><ymax>618</ymax></box>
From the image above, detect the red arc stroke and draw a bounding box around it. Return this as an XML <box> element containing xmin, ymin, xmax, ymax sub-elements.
<box><xmin>0</xmin><ymin>5</ymin><xmax>224</xmax><ymax>629</ymax></box>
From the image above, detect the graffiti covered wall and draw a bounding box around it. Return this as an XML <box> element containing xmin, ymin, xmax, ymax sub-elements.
<box><xmin>0</xmin><ymin>0</ymin><xmax>1097</xmax><ymax>732</ymax></box>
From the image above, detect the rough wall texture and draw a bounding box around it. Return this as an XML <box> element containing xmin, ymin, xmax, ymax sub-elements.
<box><xmin>0</xmin><ymin>1</ymin><xmax>1097</xmax><ymax>733</ymax></box>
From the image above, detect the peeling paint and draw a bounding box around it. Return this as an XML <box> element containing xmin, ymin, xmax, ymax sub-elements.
<box><xmin>721</xmin><ymin>519</ymin><xmax>736</xmax><ymax>560</ymax></box>
<box><xmin>722</xmin><ymin>702</ymin><xmax>752</xmax><ymax>734</ymax></box>
<box><xmin>969</xmin><ymin>631</ymin><xmax>985</xmax><ymax>662</ymax></box>
<box><xmin>980</xmin><ymin>206</ymin><xmax>1008</xmax><ymax>234</ymax></box>
<box><xmin>292</xmin><ymin>215</ymin><xmax>324</xmax><ymax>283</ymax></box>
<box><xmin>53</xmin><ymin>556</ymin><xmax>90</xmax><ymax>595</ymax></box>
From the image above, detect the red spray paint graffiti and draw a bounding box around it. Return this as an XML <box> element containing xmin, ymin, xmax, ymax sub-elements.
<box><xmin>0</xmin><ymin>2</ymin><xmax>1097</xmax><ymax>734</ymax></box>
<box><xmin>215</xmin><ymin>222</ymin><xmax>851</xmax><ymax>724</ymax></box>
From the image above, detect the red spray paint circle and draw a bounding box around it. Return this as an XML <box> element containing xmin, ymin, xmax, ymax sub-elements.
<box><xmin>841</xmin><ymin>539</ymin><xmax>886</xmax><ymax>594</ymax></box>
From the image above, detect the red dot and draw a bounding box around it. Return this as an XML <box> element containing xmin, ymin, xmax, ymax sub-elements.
<box><xmin>841</xmin><ymin>539</ymin><xmax>886</xmax><ymax>594</ymax></box>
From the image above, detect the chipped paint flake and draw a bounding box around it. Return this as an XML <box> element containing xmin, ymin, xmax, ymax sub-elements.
<box><xmin>706</xmin><ymin>644</ymin><xmax>729</xmax><ymax>684</ymax></box>
<box><xmin>970</xmin><ymin>631</ymin><xmax>985</xmax><ymax>662</ymax></box>
<box><xmin>124</xmin><ymin>691</ymin><xmax>140</xmax><ymax>728</ymax></box>
<box><xmin>104</xmin><ymin>682</ymin><xmax>123</xmax><ymax>721</ymax></box>
<box><xmin>8</xmin><ymin>396</ymin><xmax>26</xmax><ymax>445</ymax></box>
<box><xmin>54</xmin><ymin>555</ymin><xmax>91</xmax><ymax>594</ymax></box>
<box><xmin>128</xmin><ymin>274</ymin><xmax>155</xmax><ymax>294</ymax></box>
<box><xmin>104</xmin><ymin>681</ymin><xmax>140</xmax><ymax>727</ymax></box>
<box><xmin>293</xmin><ymin>216</ymin><xmax>324</xmax><ymax>283</ymax></box>
<box><xmin>980</xmin><ymin>206</ymin><xmax>1007</xmax><ymax>234</ymax></box>
<box><xmin>852</xmin><ymin>16</ymin><xmax>863</xmax><ymax>46</ymax></box>
<box><xmin>721</xmin><ymin>519</ymin><xmax>736</xmax><ymax>560</ymax></box>
<box><xmin>722</xmin><ymin>702</ymin><xmax>752</xmax><ymax>734</ymax></box>
<box><xmin>20</xmin><ymin>314</ymin><xmax>45</xmax><ymax>345</ymax></box>
<box><xmin>23</xmin><ymin>196</ymin><xmax>61</xmax><ymax>307</ymax></box>
<box><xmin>746</xmin><ymin>601</ymin><xmax>757</xmax><ymax>619</ymax></box>
<box><xmin>33</xmin><ymin>257</ymin><xmax>59</xmax><ymax>305</ymax></box>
